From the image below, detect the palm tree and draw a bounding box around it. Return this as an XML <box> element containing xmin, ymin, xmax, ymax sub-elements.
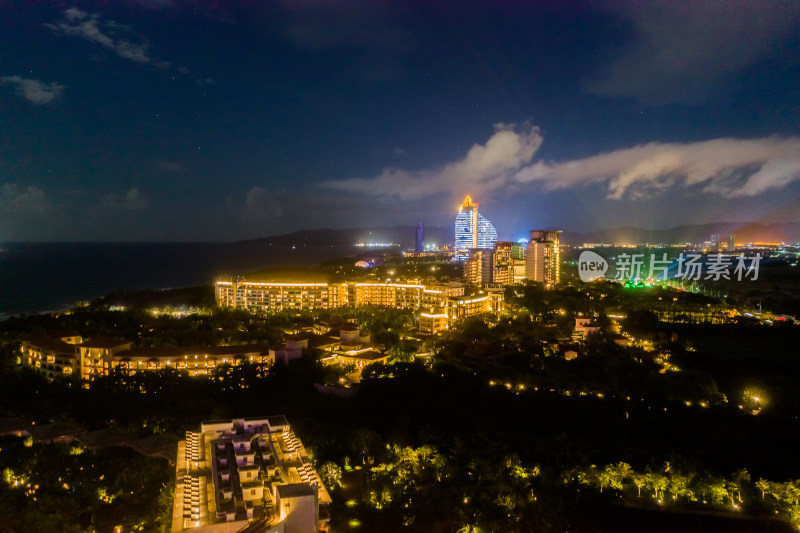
<box><xmin>633</xmin><ymin>473</ymin><xmax>647</xmax><ymax>498</ymax></box>
<box><xmin>755</xmin><ymin>478</ymin><xmax>770</xmax><ymax>500</ymax></box>
<box><xmin>613</xmin><ymin>462</ymin><xmax>633</xmax><ymax>490</ymax></box>
<box><xmin>731</xmin><ymin>468</ymin><xmax>750</xmax><ymax>503</ymax></box>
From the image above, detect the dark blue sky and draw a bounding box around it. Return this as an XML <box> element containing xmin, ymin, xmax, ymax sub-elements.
<box><xmin>2</xmin><ymin>1</ymin><xmax>800</xmax><ymax>241</ymax></box>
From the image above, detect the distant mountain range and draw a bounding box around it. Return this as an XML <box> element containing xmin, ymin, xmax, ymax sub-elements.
<box><xmin>562</xmin><ymin>222</ymin><xmax>800</xmax><ymax>245</ymax></box>
<box><xmin>242</xmin><ymin>226</ymin><xmax>452</xmax><ymax>247</ymax></box>
<box><xmin>243</xmin><ymin>222</ymin><xmax>800</xmax><ymax>247</ymax></box>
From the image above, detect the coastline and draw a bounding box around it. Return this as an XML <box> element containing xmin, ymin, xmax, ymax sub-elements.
<box><xmin>0</xmin><ymin>242</ymin><xmax>364</xmax><ymax>316</ymax></box>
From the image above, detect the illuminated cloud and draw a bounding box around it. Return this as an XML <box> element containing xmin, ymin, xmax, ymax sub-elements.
<box><xmin>102</xmin><ymin>187</ymin><xmax>150</xmax><ymax>210</ymax></box>
<box><xmin>586</xmin><ymin>1</ymin><xmax>800</xmax><ymax>105</ymax></box>
<box><xmin>323</xmin><ymin>123</ymin><xmax>543</xmax><ymax>201</ymax></box>
<box><xmin>46</xmin><ymin>8</ymin><xmax>168</xmax><ymax>67</ymax></box>
<box><xmin>0</xmin><ymin>76</ymin><xmax>66</xmax><ymax>105</ymax></box>
<box><xmin>514</xmin><ymin>136</ymin><xmax>800</xmax><ymax>199</ymax></box>
<box><xmin>0</xmin><ymin>183</ymin><xmax>48</xmax><ymax>212</ymax></box>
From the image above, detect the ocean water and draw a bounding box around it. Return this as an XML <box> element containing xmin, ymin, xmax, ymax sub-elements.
<box><xmin>0</xmin><ymin>242</ymin><xmax>361</xmax><ymax>316</ymax></box>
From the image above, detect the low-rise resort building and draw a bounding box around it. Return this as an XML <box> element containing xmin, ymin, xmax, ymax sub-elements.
<box><xmin>20</xmin><ymin>331</ymin><xmax>272</xmax><ymax>380</ymax></box>
<box><xmin>172</xmin><ymin>416</ymin><xmax>331</xmax><ymax>533</ymax></box>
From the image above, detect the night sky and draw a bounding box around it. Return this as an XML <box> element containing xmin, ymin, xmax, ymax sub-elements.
<box><xmin>2</xmin><ymin>1</ymin><xmax>800</xmax><ymax>242</ymax></box>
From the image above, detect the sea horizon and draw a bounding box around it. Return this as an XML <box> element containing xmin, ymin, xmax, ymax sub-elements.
<box><xmin>0</xmin><ymin>242</ymin><xmax>364</xmax><ymax>317</ymax></box>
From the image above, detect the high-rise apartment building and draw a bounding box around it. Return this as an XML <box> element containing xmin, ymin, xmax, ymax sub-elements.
<box><xmin>464</xmin><ymin>248</ymin><xmax>494</xmax><ymax>285</ymax></box>
<box><xmin>526</xmin><ymin>230</ymin><xmax>561</xmax><ymax>288</ymax></box>
<box><xmin>415</xmin><ymin>222</ymin><xmax>424</xmax><ymax>253</ymax></box>
<box><xmin>454</xmin><ymin>195</ymin><xmax>497</xmax><ymax>260</ymax></box>
<box><xmin>463</xmin><ymin>242</ymin><xmax>518</xmax><ymax>286</ymax></box>
<box><xmin>491</xmin><ymin>241</ymin><xmax>514</xmax><ymax>286</ymax></box>
<box><xmin>710</xmin><ymin>234</ymin><xmax>721</xmax><ymax>252</ymax></box>
<box><xmin>511</xmin><ymin>242</ymin><xmax>527</xmax><ymax>283</ymax></box>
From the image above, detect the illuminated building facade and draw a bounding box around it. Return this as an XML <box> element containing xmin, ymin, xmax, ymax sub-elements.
<box><xmin>216</xmin><ymin>281</ymin><xmax>346</xmax><ymax>311</ymax></box>
<box><xmin>463</xmin><ymin>242</ymin><xmax>518</xmax><ymax>286</ymax></box>
<box><xmin>22</xmin><ymin>333</ymin><xmax>271</xmax><ymax>380</ymax></box>
<box><xmin>710</xmin><ymin>234</ymin><xmax>721</xmax><ymax>252</ymax></box>
<box><xmin>172</xmin><ymin>416</ymin><xmax>331</xmax><ymax>533</ymax></box>
<box><xmin>418</xmin><ymin>310</ymin><xmax>449</xmax><ymax>335</ymax></box>
<box><xmin>78</xmin><ymin>338</ymin><xmax>132</xmax><ymax>379</ymax></box>
<box><xmin>215</xmin><ymin>278</ymin><xmax>501</xmax><ymax>335</ymax></box>
<box><xmin>526</xmin><ymin>230</ymin><xmax>561</xmax><ymax>288</ymax></box>
<box><xmin>421</xmin><ymin>282</ymin><xmax>465</xmax><ymax>306</ymax></box>
<box><xmin>216</xmin><ymin>279</ymin><xmax>469</xmax><ymax>312</ymax></box>
<box><xmin>464</xmin><ymin>248</ymin><xmax>493</xmax><ymax>285</ymax></box>
<box><xmin>454</xmin><ymin>195</ymin><xmax>497</xmax><ymax>260</ymax></box>
<box><xmin>113</xmin><ymin>345</ymin><xmax>271</xmax><ymax>376</ymax></box>
<box><xmin>491</xmin><ymin>241</ymin><xmax>514</xmax><ymax>285</ymax></box>
<box><xmin>20</xmin><ymin>331</ymin><xmax>82</xmax><ymax>379</ymax></box>
<box><xmin>419</xmin><ymin>287</ymin><xmax>504</xmax><ymax>334</ymax></box>
<box><xmin>347</xmin><ymin>281</ymin><xmax>432</xmax><ymax>308</ymax></box>
<box><xmin>512</xmin><ymin>242</ymin><xmax>527</xmax><ymax>283</ymax></box>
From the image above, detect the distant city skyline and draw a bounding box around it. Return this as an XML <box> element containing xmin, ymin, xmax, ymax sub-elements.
<box><xmin>2</xmin><ymin>2</ymin><xmax>800</xmax><ymax>241</ymax></box>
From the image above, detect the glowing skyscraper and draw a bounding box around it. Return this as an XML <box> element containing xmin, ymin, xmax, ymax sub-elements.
<box><xmin>454</xmin><ymin>195</ymin><xmax>497</xmax><ymax>260</ymax></box>
<box><xmin>526</xmin><ymin>230</ymin><xmax>561</xmax><ymax>288</ymax></box>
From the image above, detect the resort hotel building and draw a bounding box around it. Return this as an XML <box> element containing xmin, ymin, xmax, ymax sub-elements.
<box><xmin>20</xmin><ymin>331</ymin><xmax>272</xmax><ymax>380</ymax></box>
<box><xmin>215</xmin><ymin>279</ymin><xmax>504</xmax><ymax>335</ymax></box>
<box><xmin>172</xmin><ymin>416</ymin><xmax>331</xmax><ymax>533</ymax></box>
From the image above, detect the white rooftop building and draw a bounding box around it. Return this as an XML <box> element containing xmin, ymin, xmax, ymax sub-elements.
<box><xmin>172</xmin><ymin>416</ymin><xmax>331</xmax><ymax>533</ymax></box>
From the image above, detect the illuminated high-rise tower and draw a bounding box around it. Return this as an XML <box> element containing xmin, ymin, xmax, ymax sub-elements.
<box><xmin>526</xmin><ymin>230</ymin><xmax>561</xmax><ymax>288</ymax></box>
<box><xmin>454</xmin><ymin>195</ymin><xmax>497</xmax><ymax>260</ymax></box>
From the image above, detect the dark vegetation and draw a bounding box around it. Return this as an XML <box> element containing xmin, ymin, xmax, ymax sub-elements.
<box><xmin>1</xmin><ymin>275</ymin><xmax>799</xmax><ymax>531</ymax></box>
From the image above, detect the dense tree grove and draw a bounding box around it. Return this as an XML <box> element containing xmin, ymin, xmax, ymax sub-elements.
<box><xmin>1</xmin><ymin>280</ymin><xmax>799</xmax><ymax>531</ymax></box>
<box><xmin>0</xmin><ymin>437</ymin><xmax>172</xmax><ymax>532</ymax></box>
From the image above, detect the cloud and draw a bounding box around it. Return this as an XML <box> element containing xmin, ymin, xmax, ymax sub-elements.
<box><xmin>325</xmin><ymin>123</ymin><xmax>800</xmax><ymax>205</ymax></box>
<box><xmin>0</xmin><ymin>76</ymin><xmax>66</xmax><ymax>104</ymax></box>
<box><xmin>586</xmin><ymin>1</ymin><xmax>800</xmax><ymax>105</ymax></box>
<box><xmin>46</xmin><ymin>8</ymin><xmax>167</xmax><ymax>67</ymax></box>
<box><xmin>0</xmin><ymin>183</ymin><xmax>48</xmax><ymax>212</ymax></box>
<box><xmin>514</xmin><ymin>136</ymin><xmax>800</xmax><ymax>199</ymax></box>
<box><xmin>102</xmin><ymin>187</ymin><xmax>150</xmax><ymax>210</ymax></box>
<box><xmin>323</xmin><ymin>123</ymin><xmax>543</xmax><ymax>201</ymax></box>
<box><xmin>243</xmin><ymin>186</ymin><xmax>285</xmax><ymax>220</ymax></box>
